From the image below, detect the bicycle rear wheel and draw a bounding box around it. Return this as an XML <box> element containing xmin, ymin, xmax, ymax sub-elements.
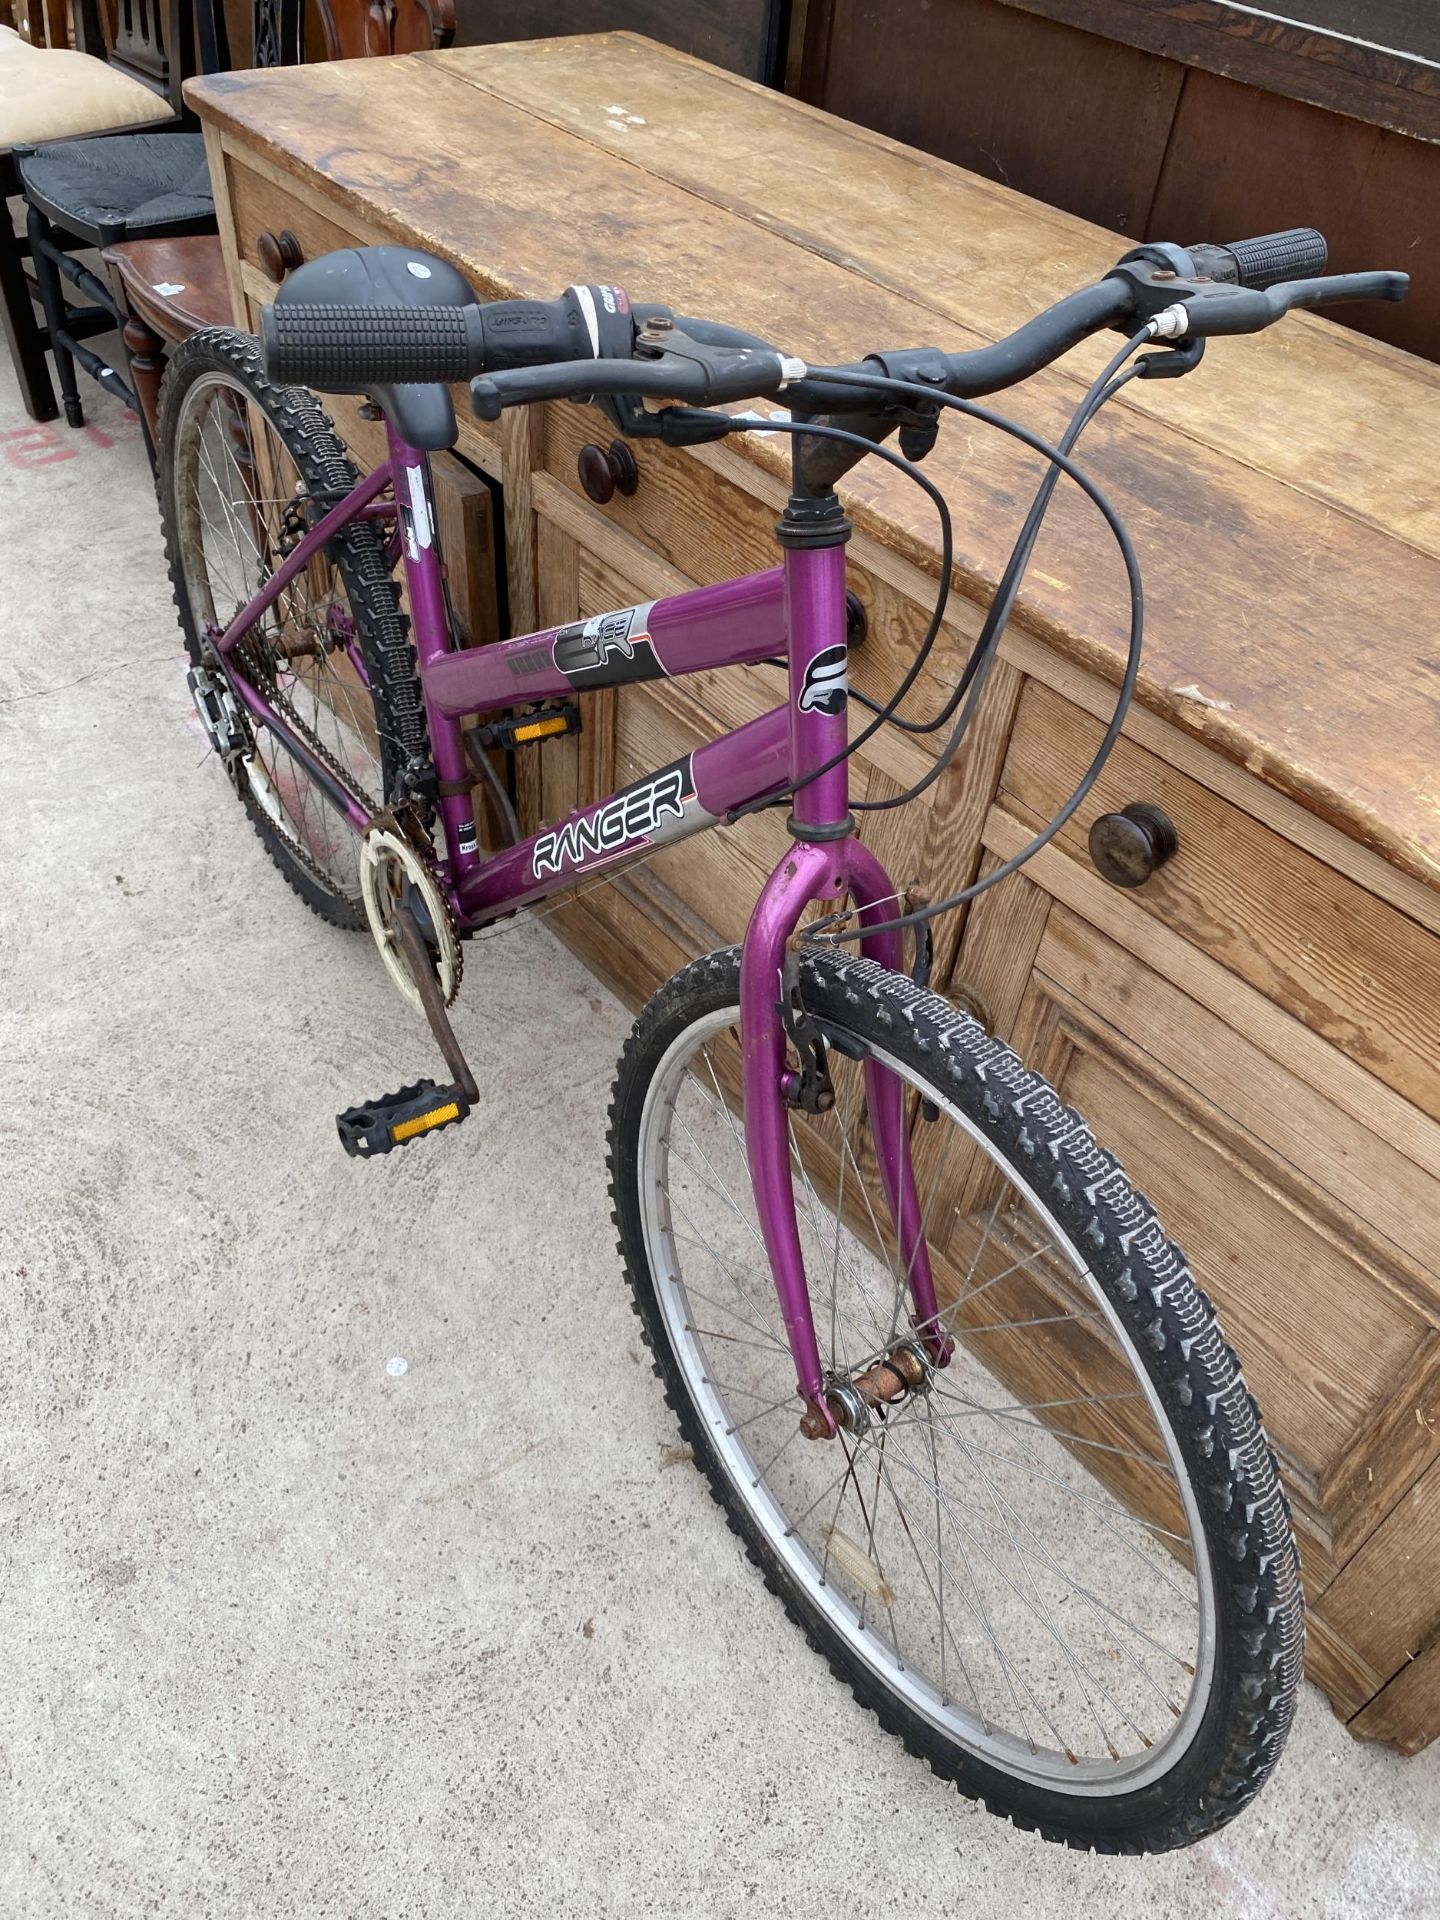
<box><xmin>157</xmin><ymin>329</ymin><xmax>421</xmax><ymax>927</ymax></box>
<box><xmin>608</xmin><ymin>947</ymin><xmax>1302</xmax><ymax>1853</ymax></box>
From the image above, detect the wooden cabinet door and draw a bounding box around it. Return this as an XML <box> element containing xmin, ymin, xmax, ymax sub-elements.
<box><xmin>949</xmin><ymin>840</ymin><xmax>1440</xmax><ymax>1710</ymax></box>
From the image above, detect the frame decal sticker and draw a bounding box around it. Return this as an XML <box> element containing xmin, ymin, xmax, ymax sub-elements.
<box><xmin>553</xmin><ymin>601</ymin><xmax>662</xmax><ymax>688</ymax></box>
<box><xmin>797</xmin><ymin>643</ymin><xmax>848</xmax><ymax>716</ymax></box>
<box><xmin>531</xmin><ymin>754</ymin><xmax>709</xmax><ymax>881</ymax></box>
<box><xmin>506</xmin><ymin>644</ymin><xmax>552</xmax><ymax>677</ymax></box>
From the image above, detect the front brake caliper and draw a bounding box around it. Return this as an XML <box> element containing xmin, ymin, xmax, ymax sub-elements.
<box><xmin>779</xmin><ymin>949</ymin><xmax>834</xmax><ymax>1115</ymax></box>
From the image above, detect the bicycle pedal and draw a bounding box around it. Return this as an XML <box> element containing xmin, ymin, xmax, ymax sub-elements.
<box><xmin>337</xmin><ymin>1079</ymin><xmax>470</xmax><ymax>1157</ymax></box>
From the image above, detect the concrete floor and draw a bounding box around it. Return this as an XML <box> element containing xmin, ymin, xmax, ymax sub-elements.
<box><xmin>2</xmin><ymin>350</ymin><xmax>1438</xmax><ymax>1920</ymax></box>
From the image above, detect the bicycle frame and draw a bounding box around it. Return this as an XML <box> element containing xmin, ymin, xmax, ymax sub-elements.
<box><xmin>212</xmin><ymin>417</ymin><xmax>946</xmax><ymax>1422</ymax></box>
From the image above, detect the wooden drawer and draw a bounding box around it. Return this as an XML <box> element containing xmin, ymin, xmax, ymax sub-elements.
<box><xmin>219</xmin><ymin>147</ymin><xmax>503</xmax><ymax>471</ymax></box>
<box><xmin>533</xmin><ymin>531</ymin><xmax>960</xmax><ymax>990</ymax></box>
<box><xmin>1336</xmin><ymin>1452</ymin><xmax>1440</xmax><ymax>1751</ymax></box>
<box><xmin>1041</xmin><ymin>911</ymin><xmax>1438</xmax><ymax>1555</ymax></box>
<box><xmin>225</xmin><ymin>151</ymin><xmax>365</xmax><ymax>286</ymax></box>
<box><xmin>540</xmin><ymin>400</ymin><xmax>978</xmax><ymax>750</ymax></box>
<box><xmin>1002</xmin><ymin>679</ymin><xmax>1440</xmax><ymax>1120</ymax></box>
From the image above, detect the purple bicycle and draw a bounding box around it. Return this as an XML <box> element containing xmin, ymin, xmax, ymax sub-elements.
<box><xmin>156</xmin><ymin>228</ymin><xmax>1407</xmax><ymax>1851</ymax></box>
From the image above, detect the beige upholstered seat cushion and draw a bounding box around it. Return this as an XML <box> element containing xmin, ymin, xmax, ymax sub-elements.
<box><xmin>0</xmin><ymin>25</ymin><xmax>168</xmax><ymax>147</ymax></box>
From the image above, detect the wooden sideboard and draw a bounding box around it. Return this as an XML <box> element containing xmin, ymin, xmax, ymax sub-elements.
<box><xmin>187</xmin><ymin>33</ymin><xmax>1440</xmax><ymax>1750</ymax></box>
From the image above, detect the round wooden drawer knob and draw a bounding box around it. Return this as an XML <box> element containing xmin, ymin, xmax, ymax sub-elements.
<box><xmin>256</xmin><ymin>228</ymin><xmax>305</xmax><ymax>280</ymax></box>
<box><xmin>577</xmin><ymin>439</ymin><xmax>639</xmax><ymax>504</ymax></box>
<box><xmin>1088</xmin><ymin>802</ymin><xmax>1178</xmax><ymax>888</ymax></box>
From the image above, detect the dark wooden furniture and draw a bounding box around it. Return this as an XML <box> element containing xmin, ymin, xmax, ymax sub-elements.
<box><xmin>96</xmin><ymin>0</ymin><xmax>455</xmax><ymax>452</ymax></box>
<box><xmin>22</xmin><ymin>127</ymin><xmax>216</xmax><ymax>430</ymax></box>
<box><xmin>190</xmin><ymin>32</ymin><xmax>1440</xmax><ymax>1750</ymax></box>
<box><xmin>1</xmin><ymin>0</ymin><xmax>196</xmax><ymax>420</ymax></box>
<box><xmin>453</xmin><ymin>0</ymin><xmax>792</xmax><ymax>86</ymax></box>
<box><xmin>101</xmin><ymin>232</ymin><xmax>232</xmax><ymax>440</ymax></box>
<box><xmin>314</xmin><ymin>0</ymin><xmax>454</xmax><ymax>59</ymax></box>
<box><xmin>14</xmin><ymin>0</ymin><xmax>310</xmax><ymax>436</ymax></box>
<box><xmin>10</xmin><ymin>0</ymin><xmax>69</xmax><ymax>48</ymax></box>
<box><xmin>788</xmin><ymin>0</ymin><xmax>1440</xmax><ymax>364</ymax></box>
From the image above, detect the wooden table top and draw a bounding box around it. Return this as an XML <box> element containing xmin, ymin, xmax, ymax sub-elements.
<box><xmin>188</xmin><ymin>34</ymin><xmax>1440</xmax><ymax>898</ymax></box>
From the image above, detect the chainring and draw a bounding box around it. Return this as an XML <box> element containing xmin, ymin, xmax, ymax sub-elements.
<box><xmin>359</xmin><ymin>827</ymin><xmax>463</xmax><ymax>1013</ymax></box>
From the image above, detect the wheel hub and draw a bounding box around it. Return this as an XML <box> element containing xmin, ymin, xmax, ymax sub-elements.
<box><xmin>800</xmin><ymin>1338</ymin><xmax>933</xmax><ymax>1440</ymax></box>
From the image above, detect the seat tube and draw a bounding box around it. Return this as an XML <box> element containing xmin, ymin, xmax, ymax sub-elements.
<box><xmin>387</xmin><ymin>422</ymin><xmax>480</xmax><ymax>867</ymax></box>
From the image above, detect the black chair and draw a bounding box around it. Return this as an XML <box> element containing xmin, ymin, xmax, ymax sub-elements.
<box><xmin>1</xmin><ymin>0</ymin><xmax>196</xmax><ymax>421</ymax></box>
<box><xmin>100</xmin><ymin>0</ymin><xmax>456</xmax><ymax>456</ymax></box>
<box><xmin>14</xmin><ymin>0</ymin><xmax>302</xmax><ymax>430</ymax></box>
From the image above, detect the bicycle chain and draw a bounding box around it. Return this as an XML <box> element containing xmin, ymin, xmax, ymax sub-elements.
<box><xmin>230</xmin><ymin>630</ymin><xmax>462</xmax><ymax>994</ymax></box>
<box><xmin>431</xmin><ymin>850</ymin><xmax>465</xmax><ymax>993</ymax></box>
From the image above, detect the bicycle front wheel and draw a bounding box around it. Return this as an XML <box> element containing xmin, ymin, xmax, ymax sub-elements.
<box><xmin>607</xmin><ymin>947</ymin><xmax>1301</xmax><ymax>1853</ymax></box>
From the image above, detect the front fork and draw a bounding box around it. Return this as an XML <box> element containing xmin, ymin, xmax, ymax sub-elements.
<box><xmin>739</xmin><ymin>835</ymin><xmax>950</xmax><ymax>1436</ymax></box>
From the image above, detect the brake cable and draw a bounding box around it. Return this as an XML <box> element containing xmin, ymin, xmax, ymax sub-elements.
<box><xmin>758</xmin><ymin>352</ymin><xmax>1142</xmax><ymax>744</ymax></box>
<box><xmin>725</xmin><ymin>331</ymin><xmax>1150</xmax><ymax>822</ymax></box>
<box><xmin>851</xmin><ymin>363</ymin><xmax>1147</xmax><ymax>819</ymax></box>
<box><xmin>713</xmin><ymin>328</ymin><xmax>1158</xmax><ymax>944</ymax></box>
<box><xmin>860</xmin><ymin>330</ymin><xmax>1151</xmax><ymax>751</ymax></box>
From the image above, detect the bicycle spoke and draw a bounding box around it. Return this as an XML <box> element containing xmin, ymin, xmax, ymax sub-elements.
<box><xmin>922</xmin><ymin>1387</ymin><xmax>1172</xmax><ymax>1470</ymax></box>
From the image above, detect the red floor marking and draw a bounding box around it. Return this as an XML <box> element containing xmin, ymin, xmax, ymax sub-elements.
<box><xmin>2</xmin><ymin>423</ymin><xmax>77</xmax><ymax>468</ymax></box>
<box><xmin>1</xmin><ymin>413</ymin><xmax>143</xmax><ymax>468</ymax></box>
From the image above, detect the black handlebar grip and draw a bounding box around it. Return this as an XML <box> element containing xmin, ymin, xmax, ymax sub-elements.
<box><xmin>1228</xmin><ymin>228</ymin><xmax>1329</xmax><ymax>288</ymax></box>
<box><xmin>260</xmin><ymin>287</ymin><xmax>636</xmax><ymax>391</ymax></box>
<box><xmin>260</xmin><ymin>304</ymin><xmax>485</xmax><ymax>387</ymax></box>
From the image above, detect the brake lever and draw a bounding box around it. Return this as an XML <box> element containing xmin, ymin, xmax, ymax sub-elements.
<box><xmin>1108</xmin><ymin>252</ymin><xmax>1410</xmax><ymax>344</ymax></box>
<box><xmin>1146</xmin><ymin>270</ymin><xmax>1409</xmax><ymax>340</ymax></box>
<box><xmin>595</xmin><ymin>324</ymin><xmax>789</xmax><ymax>438</ymax></box>
<box><xmin>1265</xmin><ymin>270</ymin><xmax>1409</xmax><ymax>313</ymax></box>
<box><xmin>470</xmin><ymin>325</ymin><xmax>793</xmax><ymax>432</ymax></box>
<box><xmin>633</xmin><ymin>320</ymin><xmax>796</xmax><ymax>401</ymax></box>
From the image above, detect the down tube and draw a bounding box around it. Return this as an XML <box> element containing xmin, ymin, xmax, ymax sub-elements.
<box><xmin>454</xmin><ymin>705</ymin><xmax>792</xmax><ymax>924</ymax></box>
<box><xmin>739</xmin><ymin>845</ymin><xmax>948</xmax><ymax>1421</ymax></box>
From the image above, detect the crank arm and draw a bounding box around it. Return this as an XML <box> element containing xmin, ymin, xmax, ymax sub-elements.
<box><xmin>393</xmin><ymin>895</ymin><xmax>479</xmax><ymax>1105</ymax></box>
<box><xmin>335</xmin><ymin>893</ymin><xmax>478</xmax><ymax>1158</ymax></box>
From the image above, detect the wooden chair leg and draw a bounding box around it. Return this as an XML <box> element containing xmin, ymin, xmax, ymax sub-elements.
<box><xmin>25</xmin><ymin>202</ymin><xmax>81</xmax><ymax>427</ymax></box>
<box><xmin>120</xmin><ymin>311</ymin><xmax>165</xmax><ymax>466</ymax></box>
<box><xmin>0</xmin><ymin>188</ymin><xmax>58</xmax><ymax>421</ymax></box>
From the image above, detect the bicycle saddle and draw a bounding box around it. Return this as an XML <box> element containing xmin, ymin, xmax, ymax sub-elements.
<box><xmin>272</xmin><ymin>245</ymin><xmax>476</xmax><ymax>449</ymax></box>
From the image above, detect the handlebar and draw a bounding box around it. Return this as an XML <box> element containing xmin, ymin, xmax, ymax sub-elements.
<box><xmin>258</xmin><ymin>228</ymin><xmax>1408</xmax><ymax>428</ymax></box>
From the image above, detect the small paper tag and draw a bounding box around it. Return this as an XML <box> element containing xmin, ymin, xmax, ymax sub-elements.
<box><xmin>406</xmin><ymin>465</ymin><xmax>433</xmax><ymax>549</ymax></box>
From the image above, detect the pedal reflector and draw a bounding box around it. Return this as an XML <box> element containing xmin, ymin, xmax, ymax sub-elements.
<box><xmin>337</xmin><ymin>1079</ymin><xmax>471</xmax><ymax>1157</ymax></box>
<box><xmin>466</xmin><ymin>704</ymin><xmax>580</xmax><ymax>755</ymax></box>
<box><xmin>391</xmin><ymin>1099</ymin><xmax>461</xmax><ymax>1143</ymax></box>
<box><xmin>512</xmin><ymin>712</ymin><xmax>574</xmax><ymax>743</ymax></box>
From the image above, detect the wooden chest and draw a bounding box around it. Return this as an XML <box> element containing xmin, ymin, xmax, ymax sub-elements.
<box><xmin>188</xmin><ymin>33</ymin><xmax>1440</xmax><ymax>1750</ymax></box>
